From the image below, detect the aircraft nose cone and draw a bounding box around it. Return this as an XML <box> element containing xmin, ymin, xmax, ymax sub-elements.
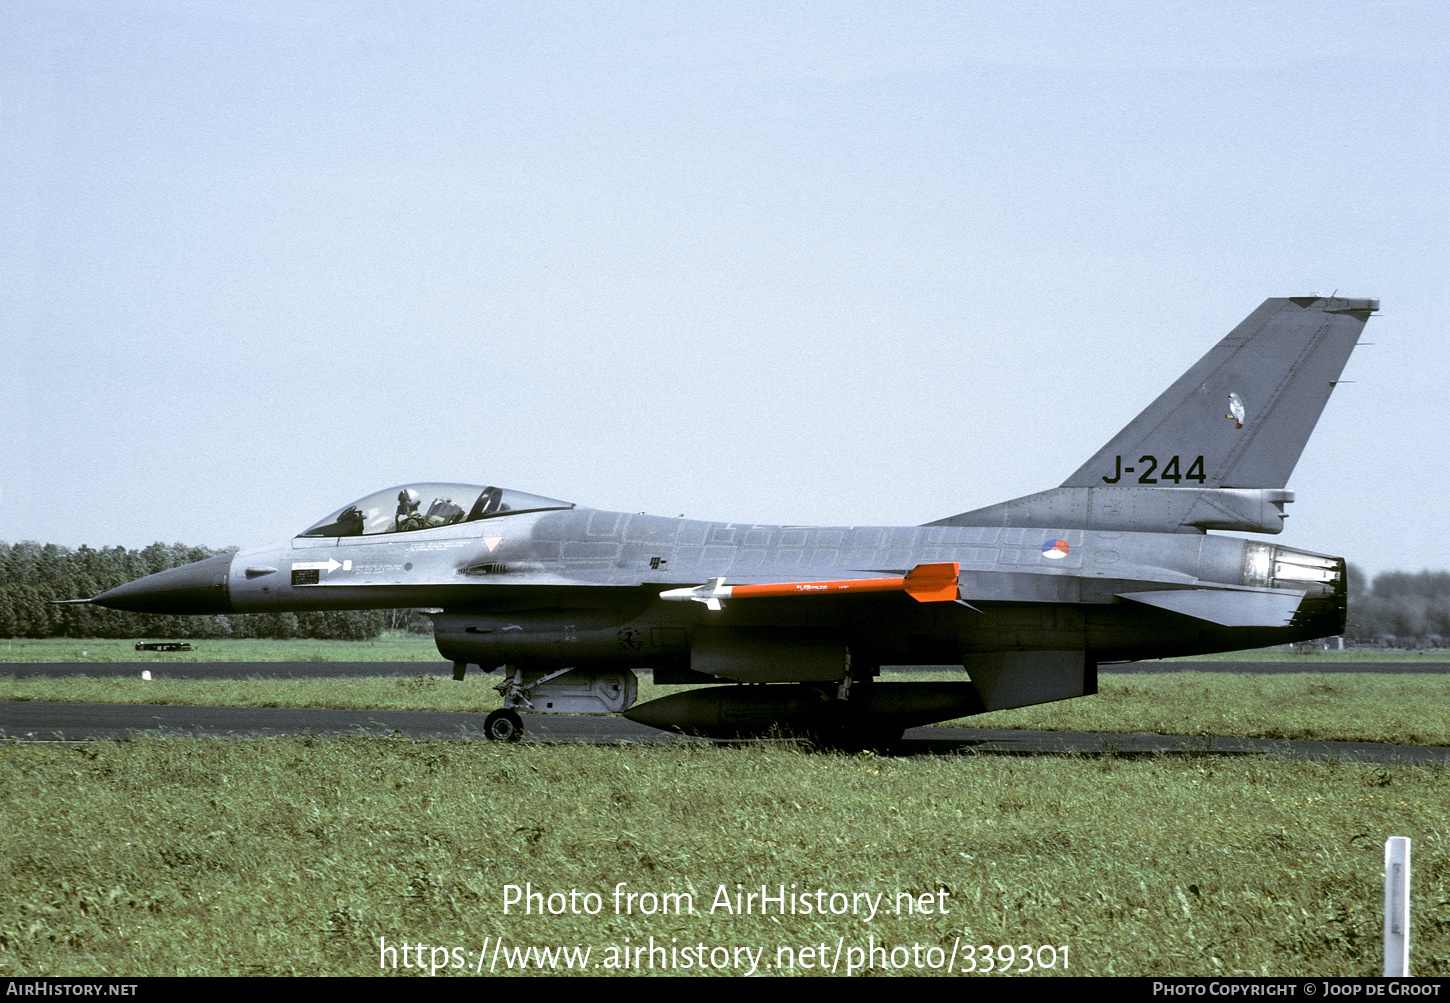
<box><xmin>92</xmin><ymin>553</ymin><xmax>235</xmax><ymax>613</ymax></box>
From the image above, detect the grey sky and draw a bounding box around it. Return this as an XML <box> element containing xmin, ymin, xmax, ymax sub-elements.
<box><xmin>3</xmin><ymin>2</ymin><xmax>1446</xmax><ymax>576</ymax></box>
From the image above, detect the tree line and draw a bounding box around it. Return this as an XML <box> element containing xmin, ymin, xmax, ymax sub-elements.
<box><xmin>2</xmin><ymin>541</ymin><xmax>1447</xmax><ymax>647</ymax></box>
<box><xmin>1346</xmin><ymin>566</ymin><xmax>1450</xmax><ymax>646</ymax></box>
<box><xmin>0</xmin><ymin>540</ymin><xmax>387</xmax><ymax>640</ymax></box>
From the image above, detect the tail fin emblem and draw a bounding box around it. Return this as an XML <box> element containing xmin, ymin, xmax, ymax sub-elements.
<box><xmin>1226</xmin><ymin>392</ymin><xmax>1245</xmax><ymax>429</ymax></box>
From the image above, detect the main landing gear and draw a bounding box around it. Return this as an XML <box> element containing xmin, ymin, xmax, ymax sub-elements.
<box><xmin>452</xmin><ymin>663</ymin><xmax>639</xmax><ymax>742</ymax></box>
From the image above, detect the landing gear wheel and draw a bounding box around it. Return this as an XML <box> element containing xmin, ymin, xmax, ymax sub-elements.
<box><xmin>484</xmin><ymin>709</ymin><xmax>524</xmax><ymax>742</ymax></box>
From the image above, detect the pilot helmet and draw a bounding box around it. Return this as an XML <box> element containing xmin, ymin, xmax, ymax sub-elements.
<box><xmin>398</xmin><ymin>488</ymin><xmax>420</xmax><ymax>508</ymax></box>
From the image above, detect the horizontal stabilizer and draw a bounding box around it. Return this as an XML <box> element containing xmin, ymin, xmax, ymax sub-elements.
<box><xmin>1118</xmin><ymin>588</ymin><xmax>1302</xmax><ymax>627</ymax></box>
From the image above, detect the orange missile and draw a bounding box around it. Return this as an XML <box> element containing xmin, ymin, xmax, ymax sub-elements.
<box><xmin>660</xmin><ymin>562</ymin><xmax>960</xmax><ymax>610</ymax></box>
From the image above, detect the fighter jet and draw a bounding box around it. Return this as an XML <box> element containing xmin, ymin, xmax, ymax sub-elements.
<box><xmin>81</xmin><ymin>296</ymin><xmax>1377</xmax><ymax>743</ymax></box>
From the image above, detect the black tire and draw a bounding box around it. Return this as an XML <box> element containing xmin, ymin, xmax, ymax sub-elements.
<box><xmin>484</xmin><ymin>709</ymin><xmax>524</xmax><ymax>742</ymax></box>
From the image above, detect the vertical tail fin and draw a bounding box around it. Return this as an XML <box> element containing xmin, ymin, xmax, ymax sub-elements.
<box><xmin>1061</xmin><ymin>296</ymin><xmax>1377</xmax><ymax>489</ymax></box>
<box><xmin>929</xmin><ymin>296</ymin><xmax>1376</xmax><ymax>534</ymax></box>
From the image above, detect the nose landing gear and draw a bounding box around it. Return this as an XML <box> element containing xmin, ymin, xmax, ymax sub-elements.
<box><xmin>483</xmin><ymin>708</ymin><xmax>524</xmax><ymax>742</ymax></box>
<box><xmin>477</xmin><ymin>665</ymin><xmax>640</xmax><ymax>741</ymax></box>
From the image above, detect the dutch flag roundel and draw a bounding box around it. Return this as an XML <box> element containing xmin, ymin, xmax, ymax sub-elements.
<box><xmin>1042</xmin><ymin>538</ymin><xmax>1070</xmax><ymax>559</ymax></box>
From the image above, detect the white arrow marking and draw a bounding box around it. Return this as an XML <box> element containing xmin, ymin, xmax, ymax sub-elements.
<box><xmin>484</xmin><ymin>537</ymin><xmax>502</xmax><ymax>552</ymax></box>
<box><xmin>291</xmin><ymin>559</ymin><xmax>342</xmax><ymax>573</ymax></box>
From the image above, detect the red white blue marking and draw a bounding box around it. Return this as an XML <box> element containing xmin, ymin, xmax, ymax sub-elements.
<box><xmin>1042</xmin><ymin>538</ymin><xmax>1070</xmax><ymax>559</ymax></box>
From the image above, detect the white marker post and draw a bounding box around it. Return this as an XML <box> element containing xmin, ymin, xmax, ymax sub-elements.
<box><xmin>1384</xmin><ymin>836</ymin><xmax>1410</xmax><ymax>977</ymax></box>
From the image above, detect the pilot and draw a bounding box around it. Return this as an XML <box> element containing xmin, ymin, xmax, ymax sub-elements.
<box><xmin>395</xmin><ymin>488</ymin><xmax>424</xmax><ymax>532</ymax></box>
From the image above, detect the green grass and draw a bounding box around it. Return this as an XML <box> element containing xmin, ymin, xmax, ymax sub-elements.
<box><xmin>1160</xmin><ymin>648</ymin><xmax>1448</xmax><ymax>663</ymax></box>
<box><xmin>0</xmin><ymin>671</ymin><xmax>505</xmax><ymax>713</ymax></box>
<box><xmin>2</xmin><ymin>738</ymin><xmax>1447</xmax><ymax>976</ymax></box>
<box><xmin>0</xmin><ymin>632</ymin><xmax>442</xmax><ymax>663</ymax></box>
<box><xmin>956</xmin><ymin>673</ymin><xmax>1450</xmax><ymax>747</ymax></box>
<box><xmin>7</xmin><ymin>641</ymin><xmax>1447</xmax><ymax>977</ymax></box>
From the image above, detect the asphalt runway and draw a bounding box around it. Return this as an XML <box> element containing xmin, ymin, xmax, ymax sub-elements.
<box><xmin>5</xmin><ymin>660</ymin><xmax>1447</xmax><ymax>763</ymax></box>
<box><xmin>6</xmin><ymin>659</ymin><xmax>1450</xmax><ymax>679</ymax></box>
<box><xmin>4</xmin><ymin>698</ymin><xmax>1448</xmax><ymax>765</ymax></box>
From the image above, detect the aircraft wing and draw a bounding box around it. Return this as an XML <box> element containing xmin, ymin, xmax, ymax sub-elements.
<box><xmin>1116</xmin><ymin>587</ymin><xmax>1303</xmax><ymax>627</ymax></box>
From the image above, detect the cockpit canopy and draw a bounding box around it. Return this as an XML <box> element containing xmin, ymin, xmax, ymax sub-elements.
<box><xmin>298</xmin><ymin>483</ymin><xmax>573</xmax><ymax>538</ymax></box>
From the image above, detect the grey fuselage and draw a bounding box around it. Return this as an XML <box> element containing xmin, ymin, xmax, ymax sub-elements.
<box><xmin>113</xmin><ymin>505</ymin><xmax>1342</xmax><ymax>671</ymax></box>
<box><xmin>79</xmin><ymin>295</ymin><xmax>1371</xmax><ymax>737</ymax></box>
